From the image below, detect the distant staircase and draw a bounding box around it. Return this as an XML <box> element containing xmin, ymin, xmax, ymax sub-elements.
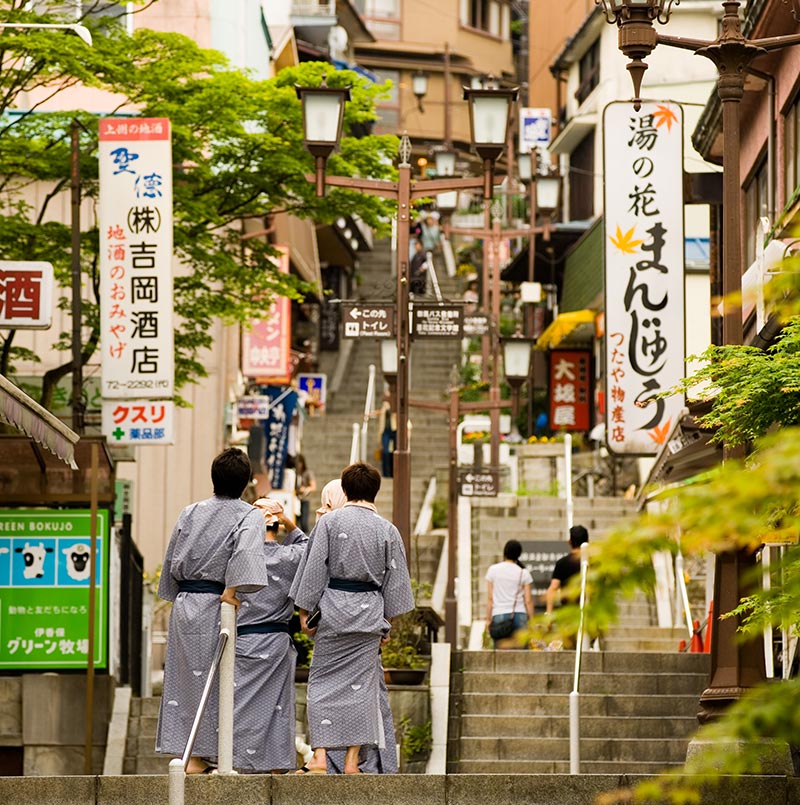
<box><xmin>300</xmin><ymin>237</ymin><xmax>462</xmax><ymax>589</ymax></box>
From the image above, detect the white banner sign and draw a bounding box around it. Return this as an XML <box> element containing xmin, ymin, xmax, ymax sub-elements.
<box><xmin>0</xmin><ymin>262</ymin><xmax>54</xmax><ymax>329</ymax></box>
<box><xmin>603</xmin><ymin>101</ymin><xmax>685</xmax><ymax>455</ymax></box>
<box><xmin>99</xmin><ymin>118</ymin><xmax>174</xmax><ymax>399</ymax></box>
<box><xmin>102</xmin><ymin>399</ymin><xmax>175</xmax><ymax>445</ymax></box>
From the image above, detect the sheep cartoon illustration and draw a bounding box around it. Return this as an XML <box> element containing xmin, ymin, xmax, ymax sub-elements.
<box><xmin>15</xmin><ymin>542</ymin><xmax>53</xmax><ymax>579</ymax></box>
<box><xmin>63</xmin><ymin>543</ymin><xmax>91</xmax><ymax>582</ymax></box>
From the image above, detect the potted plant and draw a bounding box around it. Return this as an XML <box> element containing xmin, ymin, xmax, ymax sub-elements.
<box><xmin>381</xmin><ymin>581</ymin><xmax>431</xmax><ymax>685</ymax></box>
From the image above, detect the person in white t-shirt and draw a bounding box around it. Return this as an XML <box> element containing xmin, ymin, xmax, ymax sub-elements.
<box><xmin>485</xmin><ymin>540</ymin><xmax>534</xmax><ymax>648</ymax></box>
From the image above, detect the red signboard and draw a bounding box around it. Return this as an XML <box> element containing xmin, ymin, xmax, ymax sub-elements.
<box><xmin>0</xmin><ymin>262</ymin><xmax>54</xmax><ymax>329</ymax></box>
<box><xmin>242</xmin><ymin>246</ymin><xmax>291</xmax><ymax>381</ymax></box>
<box><xmin>548</xmin><ymin>350</ymin><xmax>591</xmax><ymax>431</ymax></box>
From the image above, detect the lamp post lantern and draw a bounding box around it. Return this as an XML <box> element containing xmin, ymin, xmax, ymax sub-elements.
<box><xmin>501</xmin><ymin>335</ymin><xmax>534</xmax><ymax>442</ymax></box>
<box><xmin>295</xmin><ymin>78</ymin><xmax>350</xmax><ymax>197</ymax></box>
<box><xmin>598</xmin><ymin>0</ymin><xmax>800</xmax><ymax>722</ymax></box>
<box><xmin>412</xmin><ymin>71</ymin><xmax>428</xmax><ymax>112</ymax></box>
<box><xmin>297</xmin><ymin>80</ymin><xmax>506</xmax><ymax>556</ymax></box>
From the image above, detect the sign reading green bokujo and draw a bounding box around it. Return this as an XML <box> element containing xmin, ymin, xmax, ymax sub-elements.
<box><xmin>0</xmin><ymin>509</ymin><xmax>108</xmax><ymax>669</ymax></box>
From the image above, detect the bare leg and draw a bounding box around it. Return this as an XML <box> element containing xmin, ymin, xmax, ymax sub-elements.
<box><xmin>343</xmin><ymin>745</ymin><xmax>362</xmax><ymax>774</ymax></box>
<box><xmin>297</xmin><ymin>746</ymin><xmax>327</xmax><ymax>773</ymax></box>
<box><xmin>185</xmin><ymin>756</ymin><xmax>213</xmax><ymax>774</ymax></box>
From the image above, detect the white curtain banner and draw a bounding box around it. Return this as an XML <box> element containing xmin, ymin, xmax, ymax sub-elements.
<box><xmin>99</xmin><ymin>118</ymin><xmax>174</xmax><ymax>399</ymax></box>
<box><xmin>602</xmin><ymin>101</ymin><xmax>685</xmax><ymax>455</ymax></box>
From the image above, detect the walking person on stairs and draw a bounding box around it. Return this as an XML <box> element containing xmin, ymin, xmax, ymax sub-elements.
<box><xmin>485</xmin><ymin>540</ymin><xmax>534</xmax><ymax>649</ymax></box>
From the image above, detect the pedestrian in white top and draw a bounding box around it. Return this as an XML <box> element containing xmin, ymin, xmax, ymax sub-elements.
<box><xmin>485</xmin><ymin>540</ymin><xmax>534</xmax><ymax>649</ymax></box>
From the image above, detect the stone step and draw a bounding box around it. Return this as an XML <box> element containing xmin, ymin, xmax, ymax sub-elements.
<box><xmin>456</xmin><ymin>650</ymin><xmax>711</xmax><ymax>674</ymax></box>
<box><xmin>457</xmin><ymin>736</ymin><xmax>690</xmax><ymax>763</ymax></box>
<box><xmin>128</xmin><ymin>715</ymin><xmax>158</xmax><ymax>737</ymax></box>
<box><xmin>460</xmin><ymin>714</ymin><xmax>698</xmax><ymax>739</ymax></box>
<box><xmin>460</xmin><ymin>671</ymin><xmax>707</xmax><ymax>696</ymax></box>
<box><xmin>459</xmin><ymin>692</ymin><xmax>702</xmax><ymax>718</ymax></box>
<box><xmin>452</xmin><ymin>759</ymin><xmax>685</xmax><ymax>775</ymax></box>
<box><xmin>601</xmin><ymin>638</ymin><xmax>689</xmax><ymax>652</ymax></box>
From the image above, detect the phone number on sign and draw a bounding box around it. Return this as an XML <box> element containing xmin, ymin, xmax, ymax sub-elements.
<box><xmin>104</xmin><ymin>379</ymin><xmax>172</xmax><ymax>391</ymax></box>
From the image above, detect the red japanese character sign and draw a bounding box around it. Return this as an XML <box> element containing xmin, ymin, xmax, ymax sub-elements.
<box><xmin>548</xmin><ymin>350</ymin><xmax>591</xmax><ymax>432</ymax></box>
<box><xmin>0</xmin><ymin>262</ymin><xmax>54</xmax><ymax>329</ymax></box>
<box><xmin>242</xmin><ymin>246</ymin><xmax>291</xmax><ymax>381</ymax></box>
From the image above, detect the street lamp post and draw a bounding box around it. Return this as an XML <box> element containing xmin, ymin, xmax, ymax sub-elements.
<box><xmin>501</xmin><ymin>335</ymin><xmax>534</xmax><ymax>442</ymax></box>
<box><xmin>296</xmin><ymin>79</ymin><xmax>513</xmax><ymax>555</ymax></box>
<box><xmin>597</xmin><ymin>0</ymin><xmax>800</xmax><ymax>721</ymax></box>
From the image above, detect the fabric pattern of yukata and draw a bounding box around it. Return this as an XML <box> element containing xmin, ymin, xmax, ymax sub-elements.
<box><xmin>292</xmin><ymin>504</ymin><xmax>414</xmax><ymax>753</ymax></box>
<box><xmin>327</xmin><ymin>670</ymin><xmax>398</xmax><ymax>774</ymax></box>
<box><xmin>233</xmin><ymin>527</ymin><xmax>308</xmax><ymax>772</ymax></box>
<box><xmin>155</xmin><ymin>496</ymin><xmax>269</xmax><ymax>760</ymax></box>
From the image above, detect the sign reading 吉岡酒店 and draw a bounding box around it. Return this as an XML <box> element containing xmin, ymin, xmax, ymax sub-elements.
<box><xmin>102</xmin><ymin>399</ymin><xmax>175</xmax><ymax>445</ymax></box>
<box><xmin>99</xmin><ymin>118</ymin><xmax>174</xmax><ymax>399</ymax></box>
<box><xmin>242</xmin><ymin>246</ymin><xmax>291</xmax><ymax>381</ymax></box>
<box><xmin>0</xmin><ymin>509</ymin><xmax>108</xmax><ymax>670</ymax></box>
<box><xmin>548</xmin><ymin>350</ymin><xmax>591</xmax><ymax>431</ymax></box>
<box><xmin>603</xmin><ymin>101</ymin><xmax>685</xmax><ymax>455</ymax></box>
<box><xmin>0</xmin><ymin>262</ymin><xmax>55</xmax><ymax>329</ymax></box>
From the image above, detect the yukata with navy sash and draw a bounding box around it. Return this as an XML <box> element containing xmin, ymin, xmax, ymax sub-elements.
<box><xmin>155</xmin><ymin>497</ymin><xmax>268</xmax><ymax>760</ymax></box>
<box><xmin>233</xmin><ymin>527</ymin><xmax>308</xmax><ymax>772</ymax></box>
<box><xmin>292</xmin><ymin>503</ymin><xmax>414</xmax><ymax>760</ymax></box>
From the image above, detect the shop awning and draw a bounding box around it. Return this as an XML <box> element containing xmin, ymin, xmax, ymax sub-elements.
<box><xmin>0</xmin><ymin>374</ymin><xmax>79</xmax><ymax>468</ymax></box>
<box><xmin>536</xmin><ymin>309</ymin><xmax>595</xmax><ymax>350</ymax></box>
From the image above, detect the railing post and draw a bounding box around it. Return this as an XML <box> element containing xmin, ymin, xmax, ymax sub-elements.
<box><xmin>564</xmin><ymin>433</ymin><xmax>573</xmax><ymax>530</ymax></box>
<box><xmin>217</xmin><ymin>602</ymin><xmax>236</xmax><ymax>774</ymax></box>
<box><xmin>570</xmin><ymin>541</ymin><xmax>589</xmax><ymax>775</ymax></box>
<box><xmin>350</xmin><ymin>422</ymin><xmax>360</xmax><ymax>464</ymax></box>
<box><xmin>168</xmin><ymin>757</ymin><xmax>185</xmax><ymax>805</ymax></box>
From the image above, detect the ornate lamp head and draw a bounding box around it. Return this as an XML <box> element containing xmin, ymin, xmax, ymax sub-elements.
<box><xmin>595</xmin><ymin>0</ymin><xmax>680</xmax><ymax>110</ymax></box>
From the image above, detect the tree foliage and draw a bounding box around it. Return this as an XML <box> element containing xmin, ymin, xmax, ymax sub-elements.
<box><xmin>0</xmin><ymin>0</ymin><xmax>398</xmax><ymax>406</ymax></box>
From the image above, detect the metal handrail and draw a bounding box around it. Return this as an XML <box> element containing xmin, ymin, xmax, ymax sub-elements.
<box><xmin>168</xmin><ymin>603</ymin><xmax>236</xmax><ymax>805</ymax></box>
<box><xmin>569</xmin><ymin>541</ymin><xmax>589</xmax><ymax>775</ymax></box>
<box><xmin>360</xmin><ymin>364</ymin><xmax>377</xmax><ymax>462</ymax></box>
<box><xmin>674</xmin><ymin>552</ymin><xmax>694</xmax><ymax>643</ymax></box>
<box><xmin>425</xmin><ymin>250</ymin><xmax>444</xmax><ymax>302</ymax></box>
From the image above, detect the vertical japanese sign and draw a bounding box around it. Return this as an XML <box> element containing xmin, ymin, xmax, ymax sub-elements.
<box><xmin>549</xmin><ymin>350</ymin><xmax>591</xmax><ymax>431</ymax></box>
<box><xmin>99</xmin><ymin>118</ymin><xmax>174</xmax><ymax>399</ymax></box>
<box><xmin>603</xmin><ymin>101</ymin><xmax>685</xmax><ymax>455</ymax></box>
<box><xmin>242</xmin><ymin>246</ymin><xmax>291</xmax><ymax>381</ymax></box>
<box><xmin>0</xmin><ymin>509</ymin><xmax>108</xmax><ymax>670</ymax></box>
<box><xmin>261</xmin><ymin>386</ymin><xmax>298</xmax><ymax>489</ymax></box>
<box><xmin>0</xmin><ymin>262</ymin><xmax>54</xmax><ymax>329</ymax></box>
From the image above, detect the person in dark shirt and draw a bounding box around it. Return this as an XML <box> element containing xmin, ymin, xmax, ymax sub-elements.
<box><xmin>545</xmin><ymin>524</ymin><xmax>588</xmax><ymax>614</ymax></box>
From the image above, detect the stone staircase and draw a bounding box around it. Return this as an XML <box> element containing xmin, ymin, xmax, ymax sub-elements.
<box><xmin>447</xmin><ymin>650</ymin><xmax>710</xmax><ymax>775</ymax></box>
<box><xmin>123</xmin><ymin>696</ymin><xmax>167</xmax><ymax>775</ymax></box>
<box><xmin>300</xmin><ymin>237</ymin><xmax>462</xmax><ymax>588</ymax></box>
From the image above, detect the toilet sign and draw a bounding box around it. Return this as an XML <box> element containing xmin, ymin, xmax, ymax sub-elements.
<box><xmin>457</xmin><ymin>468</ymin><xmax>499</xmax><ymax>497</ymax></box>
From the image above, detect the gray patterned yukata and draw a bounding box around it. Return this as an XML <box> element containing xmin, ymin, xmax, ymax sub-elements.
<box><xmin>292</xmin><ymin>504</ymin><xmax>414</xmax><ymax>755</ymax></box>
<box><xmin>233</xmin><ymin>527</ymin><xmax>308</xmax><ymax>772</ymax></box>
<box><xmin>155</xmin><ymin>496</ymin><xmax>269</xmax><ymax>760</ymax></box>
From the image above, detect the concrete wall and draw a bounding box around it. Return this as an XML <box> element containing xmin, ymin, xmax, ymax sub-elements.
<box><xmin>0</xmin><ymin>674</ymin><xmax>114</xmax><ymax>776</ymax></box>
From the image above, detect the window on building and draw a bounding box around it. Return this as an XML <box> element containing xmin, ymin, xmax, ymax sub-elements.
<box><xmin>744</xmin><ymin>158</ymin><xmax>768</xmax><ymax>265</ymax></box>
<box><xmin>569</xmin><ymin>130</ymin><xmax>594</xmax><ymax>221</ymax></box>
<box><xmin>462</xmin><ymin>0</ymin><xmax>505</xmax><ymax>37</ymax></box>
<box><xmin>357</xmin><ymin>0</ymin><xmax>401</xmax><ymax>40</ymax></box>
<box><xmin>785</xmin><ymin>94</ymin><xmax>800</xmax><ymax>206</ymax></box>
<box><xmin>575</xmin><ymin>40</ymin><xmax>600</xmax><ymax>106</ymax></box>
<box><xmin>372</xmin><ymin>68</ymin><xmax>400</xmax><ymax>133</ymax></box>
